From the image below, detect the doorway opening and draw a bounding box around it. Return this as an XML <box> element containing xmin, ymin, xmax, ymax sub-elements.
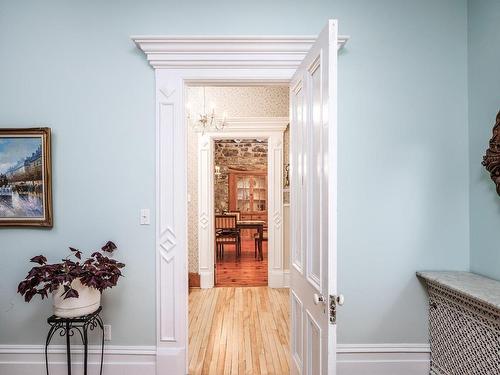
<box><xmin>186</xmin><ymin>85</ymin><xmax>290</xmax><ymax>290</ymax></box>
<box><xmin>186</xmin><ymin>84</ymin><xmax>291</xmax><ymax>374</ymax></box>
<box><xmin>214</xmin><ymin>138</ymin><xmax>269</xmax><ymax>287</ymax></box>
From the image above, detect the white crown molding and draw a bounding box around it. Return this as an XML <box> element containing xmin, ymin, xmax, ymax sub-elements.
<box><xmin>130</xmin><ymin>35</ymin><xmax>349</xmax><ymax>69</ymax></box>
<box><xmin>198</xmin><ymin>117</ymin><xmax>289</xmax><ymax>134</ymax></box>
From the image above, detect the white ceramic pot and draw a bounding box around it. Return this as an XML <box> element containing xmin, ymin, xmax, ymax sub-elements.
<box><xmin>52</xmin><ymin>278</ymin><xmax>101</xmax><ymax>318</ymax></box>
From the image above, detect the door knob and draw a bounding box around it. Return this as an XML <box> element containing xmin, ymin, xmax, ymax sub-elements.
<box><xmin>336</xmin><ymin>294</ymin><xmax>345</xmax><ymax>306</ymax></box>
<box><xmin>313</xmin><ymin>293</ymin><xmax>326</xmax><ymax>305</ymax></box>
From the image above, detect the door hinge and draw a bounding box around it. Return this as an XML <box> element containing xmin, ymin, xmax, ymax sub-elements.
<box><xmin>329</xmin><ymin>295</ymin><xmax>337</xmax><ymax>324</ymax></box>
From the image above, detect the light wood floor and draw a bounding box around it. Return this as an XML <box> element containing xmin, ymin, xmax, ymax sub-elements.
<box><xmin>188</xmin><ymin>287</ymin><xmax>290</xmax><ymax>375</ymax></box>
<box><xmin>216</xmin><ymin>240</ymin><xmax>268</xmax><ymax>287</ymax></box>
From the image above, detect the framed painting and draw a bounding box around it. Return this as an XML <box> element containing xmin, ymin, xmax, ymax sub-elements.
<box><xmin>0</xmin><ymin>128</ymin><xmax>52</xmax><ymax>227</ymax></box>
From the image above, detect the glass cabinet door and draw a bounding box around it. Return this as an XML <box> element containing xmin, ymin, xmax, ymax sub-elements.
<box><xmin>236</xmin><ymin>176</ymin><xmax>251</xmax><ymax>212</ymax></box>
<box><xmin>231</xmin><ymin>173</ymin><xmax>267</xmax><ymax>214</ymax></box>
<box><xmin>252</xmin><ymin>176</ymin><xmax>267</xmax><ymax>212</ymax></box>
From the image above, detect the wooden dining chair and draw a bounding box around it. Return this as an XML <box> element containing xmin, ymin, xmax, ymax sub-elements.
<box><xmin>254</xmin><ymin>227</ymin><xmax>268</xmax><ymax>260</ymax></box>
<box><xmin>215</xmin><ymin>214</ymin><xmax>240</xmax><ymax>260</ymax></box>
<box><xmin>223</xmin><ymin>210</ymin><xmax>241</xmax><ymax>221</ymax></box>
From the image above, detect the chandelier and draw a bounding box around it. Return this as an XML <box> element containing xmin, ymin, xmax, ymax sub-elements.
<box><xmin>186</xmin><ymin>87</ymin><xmax>226</xmax><ymax>134</ymax></box>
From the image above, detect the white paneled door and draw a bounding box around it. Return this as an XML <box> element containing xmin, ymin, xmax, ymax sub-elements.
<box><xmin>290</xmin><ymin>20</ymin><xmax>340</xmax><ymax>375</ymax></box>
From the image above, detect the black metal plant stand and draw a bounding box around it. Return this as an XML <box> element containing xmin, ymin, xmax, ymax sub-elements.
<box><xmin>45</xmin><ymin>306</ymin><xmax>104</xmax><ymax>375</ymax></box>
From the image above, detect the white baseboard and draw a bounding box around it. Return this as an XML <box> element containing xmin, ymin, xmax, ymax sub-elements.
<box><xmin>157</xmin><ymin>346</ymin><xmax>185</xmax><ymax>375</ymax></box>
<box><xmin>199</xmin><ymin>270</ymin><xmax>213</xmax><ymax>288</ymax></box>
<box><xmin>269</xmin><ymin>269</ymin><xmax>290</xmax><ymax>288</ymax></box>
<box><xmin>0</xmin><ymin>343</ymin><xmax>430</xmax><ymax>375</ymax></box>
<box><xmin>337</xmin><ymin>344</ymin><xmax>430</xmax><ymax>375</ymax></box>
<box><xmin>0</xmin><ymin>345</ymin><xmax>156</xmax><ymax>375</ymax></box>
<box><xmin>283</xmin><ymin>270</ymin><xmax>290</xmax><ymax>288</ymax></box>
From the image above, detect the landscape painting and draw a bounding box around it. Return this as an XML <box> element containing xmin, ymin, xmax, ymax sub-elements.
<box><xmin>0</xmin><ymin>128</ymin><xmax>52</xmax><ymax>227</ymax></box>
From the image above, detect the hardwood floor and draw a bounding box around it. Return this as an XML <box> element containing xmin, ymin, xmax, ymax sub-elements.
<box><xmin>188</xmin><ymin>287</ymin><xmax>290</xmax><ymax>375</ymax></box>
<box><xmin>216</xmin><ymin>239</ymin><xmax>268</xmax><ymax>286</ymax></box>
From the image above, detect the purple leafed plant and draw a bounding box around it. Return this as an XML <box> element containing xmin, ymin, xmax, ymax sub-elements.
<box><xmin>17</xmin><ymin>241</ymin><xmax>125</xmax><ymax>302</ymax></box>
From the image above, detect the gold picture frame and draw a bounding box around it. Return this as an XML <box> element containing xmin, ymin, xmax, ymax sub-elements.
<box><xmin>0</xmin><ymin>128</ymin><xmax>53</xmax><ymax>227</ymax></box>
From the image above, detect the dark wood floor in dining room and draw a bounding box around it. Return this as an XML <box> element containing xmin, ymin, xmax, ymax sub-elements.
<box><xmin>216</xmin><ymin>239</ymin><xmax>268</xmax><ymax>286</ymax></box>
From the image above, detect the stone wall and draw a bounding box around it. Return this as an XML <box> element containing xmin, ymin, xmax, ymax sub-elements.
<box><xmin>214</xmin><ymin>139</ymin><xmax>268</xmax><ymax>213</ymax></box>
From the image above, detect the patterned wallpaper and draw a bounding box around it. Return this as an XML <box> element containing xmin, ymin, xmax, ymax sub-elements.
<box><xmin>187</xmin><ymin>86</ymin><xmax>289</xmax><ymax>273</ymax></box>
<box><xmin>187</xmin><ymin>86</ymin><xmax>289</xmax><ymax>118</ymax></box>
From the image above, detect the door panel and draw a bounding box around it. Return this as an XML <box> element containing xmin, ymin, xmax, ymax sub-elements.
<box><xmin>291</xmin><ymin>290</ymin><xmax>304</xmax><ymax>373</ymax></box>
<box><xmin>291</xmin><ymin>80</ymin><xmax>305</xmax><ymax>273</ymax></box>
<box><xmin>290</xmin><ymin>20</ymin><xmax>338</xmax><ymax>375</ymax></box>
<box><xmin>306</xmin><ymin>311</ymin><xmax>322</xmax><ymax>375</ymax></box>
<box><xmin>307</xmin><ymin>52</ymin><xmax>323</xmax><ymax>292</ymax></box>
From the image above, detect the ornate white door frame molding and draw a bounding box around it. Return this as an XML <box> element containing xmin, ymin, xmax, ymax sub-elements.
<box><xmin>196</xmin><ymin>117</ymin><xmax>289</xmax><ymax>289</ymax></box>
<box><xmin>131</xmin><ymin>34</ymin><xmax>349</xmax><ymax>375</ymax></box>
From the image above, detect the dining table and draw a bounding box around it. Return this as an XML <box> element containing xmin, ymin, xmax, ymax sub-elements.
<box><xmin>236</xmin><ymin>220</ymin><xmax>265</xmax><ymax>261</ymax></box>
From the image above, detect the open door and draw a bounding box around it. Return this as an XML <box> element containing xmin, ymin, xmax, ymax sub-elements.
<box><xmin>290</xmin><ymin>20</ymin><xmax>341</xmax><ymax>375</ymax></box>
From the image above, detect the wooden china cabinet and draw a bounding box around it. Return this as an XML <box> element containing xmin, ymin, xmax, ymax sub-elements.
<box><xmin>228</xmin><ymin>170</ymin><xmax>267</xmax><ymax>237</ymax></box>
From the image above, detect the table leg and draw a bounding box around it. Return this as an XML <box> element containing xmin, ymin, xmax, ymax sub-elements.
<box><xmin>259</xmin><ymin>226</ymin><xmax>263</xmax><ymax>261</ymax></box>
<box><xmin>65</xmin><ymin>322</ymin><xmax>72</xmax><ymax>375</ymax></box>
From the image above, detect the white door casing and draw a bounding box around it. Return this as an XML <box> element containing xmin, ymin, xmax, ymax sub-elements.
<box><xmin>132</xmin><ymin>28</ymin><xmax>347</xmax><ymax>375</ymax></box>
<box><xmin>290</xmin><ymin>20</ymin><xmax>339</xmax><ymax>375</ymax></box>
<box><xmin>196</xmin><ymin>118</ymin><xmax>289</xmax><ymax>289</ymax></box>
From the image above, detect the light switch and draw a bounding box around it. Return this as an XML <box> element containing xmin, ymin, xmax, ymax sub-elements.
<box><xmin>140</xmin><ymin>209</ymin><xmax>150</xmax><ymax>225</ymax></box>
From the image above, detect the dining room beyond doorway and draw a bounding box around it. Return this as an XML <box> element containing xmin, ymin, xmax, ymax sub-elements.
<box><xmin>214</xmin><ymin>139</ymin><xmax>269</xmax><ymax>286</ymax></box>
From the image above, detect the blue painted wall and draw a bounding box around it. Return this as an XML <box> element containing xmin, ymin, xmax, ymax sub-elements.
<box><xmin>468</xmin><ymin>0</ymin><xmax>500</xmax><ymax>281</ymax></box>
<box><xmin>0</xmin><ymin>0</ymin><xmax>469</xmax><ymax>346</ymax></box>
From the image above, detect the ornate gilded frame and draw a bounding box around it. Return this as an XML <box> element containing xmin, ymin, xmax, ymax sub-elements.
<box><xmin>482</xmin><ymin>111</ymin><xmax>500</xmax><ymax>196</ymax></box>
<box><xmin>0</xmin><ymin>127</ymin><xmax>53</xmax><ymax>227</ymax></box>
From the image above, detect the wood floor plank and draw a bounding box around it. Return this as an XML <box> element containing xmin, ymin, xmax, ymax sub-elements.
<box><xmin>190</xmin><ymin>288</ymin><xmax>218</xmax><ymax>374</ymax></box>
<box><xmin>188</xmin><ymin>286</ymin><xmax>290</xmax><ymax>375</ymax></box>
<box><xmin>256</xmin><ymin>289</ymin><xmax>275</xmax><ymax>375</ymax></box>
<box><xmin>223</xmin><ymin>289</ymin><xmax>234</xmax><ymax>374</ymax></box>
<box><xmin>230</xmin><ymin>288</ymin><xmax>241</xmax><ymax>375</ymax></box>
<box><xmin>201</xmin><ymin>289</ymin><xmax>220</xmax><ymax>375</ymax></box>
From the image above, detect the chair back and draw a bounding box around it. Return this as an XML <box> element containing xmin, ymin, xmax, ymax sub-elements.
<box><xmin>224</xmin><ymin>211</ymin><xmax>241</xmax><ymax>221</ymax></box>
<box><xmin>215</xmin><ymin>214</ymin><xmax>237</xmax><ymax>230</ymax></box>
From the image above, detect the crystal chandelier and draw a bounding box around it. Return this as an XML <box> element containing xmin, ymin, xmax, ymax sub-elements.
<box><xmin>186</xmin><ymin>87</ymin><xmax>226</xmax><ymax>134</ymax></box>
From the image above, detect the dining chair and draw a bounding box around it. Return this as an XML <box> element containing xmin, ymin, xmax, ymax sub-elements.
<box><xmin>215</xmin><ymin>214</ymin><xmax>240</xmax><ymax>260</ymax></box>
<box><xmin>254</xmin><ymin>226</ymin><xmax>268</xmax><ymax>260</ymax></box>
<box><xmin>223</xmin><ymin>210</ymin><xmax>241</xmax><ymax>221</ymax></box>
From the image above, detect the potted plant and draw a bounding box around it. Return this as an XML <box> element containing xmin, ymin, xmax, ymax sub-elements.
<box><xmin>17</xmin><ymin>241</ymin><xmax>125</xmax><ymax>318</ymax></box>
